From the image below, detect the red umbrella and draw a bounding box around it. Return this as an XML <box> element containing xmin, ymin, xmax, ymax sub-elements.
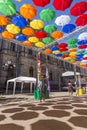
<box><xmin>35</xmin><ymin>31</ymin><xmax>47</xmax><ymax>38</ymax></box>
<box><xmin>75</xmin><ymin>14</ymin><xmax>87</xmax><ymax>26</ymax></box>
<box><xmin>60</xmin><ymin>48</ymin><xmax>68</xmax><ymax>52</ymax></box>
<box><xmin>53</xmin><ymin>0</ymin><xmax>73</xmax><ymax>11</ymax></box>
<box><xmin>78</xmin><ymin>44</ymin><xmax>87</xmax><ymax>49</ymax></box>
<box><xmin>70</xmin><ymin>1</ymin><xmax>87</xmax><ymax>16</ymax></box>
<box><xmin>58</xmin><ymin>43</ymin><xmax>68</xmax><ymax>48</ymax></box>
<box><xmin>32</xmin><ymin>0</ymin><xmax>50</xmax><ymax>7</ymax></box>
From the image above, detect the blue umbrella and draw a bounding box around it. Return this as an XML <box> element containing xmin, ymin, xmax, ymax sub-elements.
<box><xmin>0</xmin><ymin>26</ymin><xmax>3</xmax><ymax>32</ymax></box>
<box><xmin>77</xmin><ymin>40</ymin><xmax>87</xmax><ymax>45</ymax></box>
<box><xmin>62</xmin><ymin>24</ymin><xmax>76</xmax><ymax>33</ymax></box>
<box><xmin>12</xmin><ymin>16</ymin><xmax>28</xmax><ymax>28</ymax></box>
<box><xmin>55</xmin><ymin>53</ymin><xmax>62</xmax><ymax>57</ymax></box>
<box><xmin>16</xmin><ymin>34</ymin><xmax>27</xmax><ymax>41</ymax></box>
<box><xmin>51</xmin><ymin>45</ymin><xmax>59</xmax><ymax>51</ymax></box>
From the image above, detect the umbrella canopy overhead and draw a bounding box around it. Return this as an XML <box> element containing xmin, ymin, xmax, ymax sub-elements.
<box><xmin>40</xmin><ymin>8</ymin><xmax>56</xmax><ymax>22</ymax></box>
<box><xmin>62</xmin><ymin>24</ymin><xmax>76</xmax><ymax>33</ymax></box>
<box><xmin>12</xmin><ymin>15</ymin><xmax>28</xmax><ymax>28</ymax></box>
<box><xmin>0</xmin><ymin>0</ymin><xmax>16</xmax><ymax>16</ymax></box>
<box><xmin>2</xmin><ymin>30</ymin><xmax>14</xmax><ymax>39</ymax></box>
<box><xmin>51</xmin><ymin>31</ymin><xmax>63</xmax><ymax>38</ymax></box>
<box><xmin>22</xmin><ymin>27</ymin><xmax>35</xmax><ymax>36</ymax></box>
<box><xmin>16</xmin><ymin>34</ymin><xmax>27</xmax><ymax>41</ymax></box>
<box><xmin>28</xmin><ymin>37</ymin><xmax>39</xmax><ymax>43</ymax></box>
<box><xmin>22</xmin><ymin>41</ymin><xmax>33</xmax><ymax>46</ymax></box>
<box><xmin>44</xmin><ymin>24</ymin><xmax>57</xmax><ymax>33</ymax></box>
<box><xmin>53</xmin><ymin>0</ymin><xmax>73</xmax><ymax>11</ymax></box>
<box><xmin>35</xmin><ymin>42</ymin><xmax>45</xmax><ymax>48</ymax></box>
<box><xmin>42</xmin><ymin>37</ymin><xmax>53</xmax><ymax>44</ymax></box>
<box><xmin>20</xmin><ymin>4</ymin><xmax>37</xmax><ymax>19</ymax></box>
<box><xmin>0</xmin><ymin>15</ymin><xmax>8</xmax><ymax>26</ymax></box>
<box><xmin>55</xmin><ymin>15</ymin><xmax>71</xmax><ymax>26</ymax></box>
<box><xmin>75</xmin><ymin>14</ymin><xmax>87</xmax><ymax>26</ymax></box>
<box><xmin>6</xmin><ymin>24</ymin><xmax>20</xmax><ymax>34</ymax></box>
<box><xmin>70</xmin><ymin>1</ymin><xmax>87</xmax><ymax>16</ymax></box>
<box><xmin>35</xmin><ymin>31</ymin><xmax>47</xmax><ymax>38</ymax></box>
<box><xmin>78</xmin><ymin>32</ymin><xmax>87</xmax><ymax>40</ymax></box>
<box><xmin>32</xmin><ymin>0</ymin><xmax>50</xmax><ymax>7</ymax></box>
<box><xmin>30</xmin><ymin>19</ymin><xmax>44</xmax><ymax>30</ymax></box>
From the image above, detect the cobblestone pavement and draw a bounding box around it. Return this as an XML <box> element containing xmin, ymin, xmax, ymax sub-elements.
<box><xmin>0</xmin><ymin>92</ymin><xmax>87</xmax><ymax>130</ymax></box>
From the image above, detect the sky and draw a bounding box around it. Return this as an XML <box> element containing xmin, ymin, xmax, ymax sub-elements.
<box><xmin>12</xmin><ymin>0</ymin><xmax>87</xmax><ymax>38</ymax></box>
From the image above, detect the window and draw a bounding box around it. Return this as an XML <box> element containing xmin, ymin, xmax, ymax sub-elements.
<box><xmin>49</xmin><ymin>71</ymin><xmax>52</xmax><ymax>80</ymax></box>
<box><xmin>29</xmin><ymin>66</ymin><xmax>33</xmax><ymax>77</ymax></box>
<box><xmin>9</xmin><ymin>42</ymin><xmax>15</xmax><ymax>51</ymax></box>
<box><xmin>28</xmin><ymin>49</ymin><xmax>32</xmax><ymax>55</ymax></box>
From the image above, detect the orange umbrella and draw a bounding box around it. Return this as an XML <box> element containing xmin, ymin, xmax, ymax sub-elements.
<box><xmin>0</xmin><ymin>14</ymin><xmax>8</xmax><ymax>26</ymax></box>
<box><xmin>22</xmin><ymin>27</ymin><xmax>35</xmax><ymax>36</ymax></box>
<box><xmin>51</xmin><ymin>31</ymin><xmax>63</xmax><ymax>39</ymax></box>
<box><xmin>2</xmin><ymin>31</ymin><xmax>14</xmax><ymax>39</ymax></box>
<box><xmin>22</xmin><ymin>41</ymin><xmax>33</xmax><ymax>46</ymax></box>
<box><xmin>20</xmin><ymin>4</ymin><xmax>37</xmax><ymax>19</ymax></box>
<box><xmin>44</xmin><ymin>48</ymin><xmax>52</xmax><ymax>54</ymax></box>
<box><xmin>69</xmin><ymin>48</ymin><xmax>77</xmax><ymax>52</ymax></box>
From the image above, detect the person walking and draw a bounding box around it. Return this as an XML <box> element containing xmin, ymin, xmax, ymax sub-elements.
<box><xmin>68</xmin><ymin>80</ymin><xmax>73</xmax><ymax>96</ymax></box>
<box><xmin>39</xmin><ymin>75</ymin><xmax>47</xmax><ymax>102</ymax></box>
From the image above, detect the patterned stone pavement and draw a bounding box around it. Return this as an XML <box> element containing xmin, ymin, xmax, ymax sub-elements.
<box><xmin>0</xmin><ymin>92</ymin><xmax>87</xmax><ymax>130</ymax></box>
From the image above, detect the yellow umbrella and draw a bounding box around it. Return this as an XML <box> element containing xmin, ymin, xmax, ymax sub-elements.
<box><xmin>30</xmin><ymin>19</ymin><xmax>44</xmax><ymax>30</ymax></box>
<box><xmin>6</xmin><ymin>24</ymin><xmax>20</xmax><ymax>34</ymax></box>
<box><xmin>20</xmin><ymin>4</ymin><xmax>37</xmax><ymax>19</ymax></box>
<box><xmin>64</xmin><ymin>57</ymin><xmax>71</xmax><ymax>60</ymax></box>
<box><xmin>52</xmin><ymin>50</ymin><xmax>60</xmax><ymax>54</ymax></box>
<box><xmin>35</xmin><ymin>42</ymin><xmax>45</xmax><ymax>48</ymax></box>
<box><xmin>0</xmin><ymin>14</ymin><xmax>8</xmax><ymax>26</ymax></box>
<box><xmin>28</xmin><ymin>37</ymin><xmax>39</xmax><ymax>43</ymax></box>
<box><xmin>22</xmin><ymin>27</ymin><xmax>35</xmax><ymax>36</ymax></box>
<box><xmin>2</xmin><ymin>31</ymin><xmax>14</xmax><ymax>39</ymax></box>
<box><xmin>51</xmin><ymin>31</ymin><xmax>63</xmax><ymax>39</ymax></box>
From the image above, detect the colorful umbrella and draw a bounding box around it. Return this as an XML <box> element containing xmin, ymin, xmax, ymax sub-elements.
<box><xmin>22</xmin><ymin>27</ymin><xmax>35</xmax><ymax>36</ymax></box>
<box><xmin>40</xmin><ymin>8</ymin><xmax>56</xmax><ymax>22</ymax></box>
<box><xmin>2</xmin><ymin>31</ymin><xmax>14</xmax><ymax>39</ymax></box>
<box><xmin>6</xmin><ymin>24</ymin><xmax>20</xmax><ymax>34</ymax></box>
<box><xmin>20</xmin><ymin>4</ymin><xmax>37</xmax><ymax>19</ymax></box>
<box><xmin>53</xmin><ymin>0</ymin><xmax>73</xmax><ymax>11</ymax></box>
<box><xmin>0</xmin><ymin>27</ymin><xmax>3</xmax><ymax>32</ymax></box>
<box><xmin>32</xmin><ymin>0</ymin><xmax>50</xmax><ymax>7</ymax></box>
<box><xmin>52</xmin><ymin>50</ymin><xmax>60</xmax><ymax>54</ymax></box>
<box><xmin>55</xmin><ymin>15</ymin><xmax>71</xmax><ymax>26</ymax></box>
<box><xmin>78</xmin><ymin>44</ymin><xmax>87</xmax><ymax>49</ymax></box>
<box><xmin>44</xmin><ymin>25</ymin><xmax>57</xmax><ymax>33</ymax></box>
<box><xmin>62</xmin><ymin>51</ymin><xmax>69</xmax><ymax>54</ymax></box>
<box><xmin>12</xmin><ymin>15</ymin><xmax>28</xmax><ymax>28</ymax></box>
<box><xmin>35</xmin><ymin>31</ymin><xmax>47</xmax><ymax>38</ymax></box>
<box><xmin>62</xmin><ymin>54</ymin><xmax>69</xmax><ymax>58</ymax></box>
<box><xmin>0</xmin><ymin>15</ymin><xmax>8</xmax><ymax>26</ymax></box>
<box><xmin>75</xmin><ymin>14</ymin><xmax>87</xmax><ymax>26</ymax></box>
<box><xmin>35</xmin><ymin>42</ymin><xmax>45</xmax><ymax>48</ymax></box>
<box><xmin>67</xmin><ymin>38</ymin><xmax>78</xmax><ymax>44</ymax></box>
<box><xmin>28</xmin><ymin>37</ymin><xmax>39</xmax><ymax>43</ymax></box>
<box><xmin>70</xmin><ymin>1</ymin><xmax>87</xmax><ymax>16</ymax></box>
<box><xmin>42</xmin><ymin>37</ymin><xmax>53</xmax><ymax>44</ymax></box>
<box><xmin>68</xmin><ymin>44</ymin><xmax>77</xmax><ymax>48</ymax></box>
<box><xmin>51</xmin><ymin>31</ymin><xmax>63</xmax><ymax>39</ymax></box>
<box><xmin>16</xmin><ymin>34</ymin><xmax>27</xmax><ymax>41</ymax></box>
<box><xmin>30</xmin><ymin>19</ymin><xmax>44</xmax><ymax>30</ymax></box>
<box><xmin>78</xmin><ymin>32</ymin><xmax>87</xmax><ymax>40</ymax></box>
<box><xmin>22</xmin><ymin>41</ymin><xmax>32</xmax><ymax>46</ymax></box>
<box><xmin>44</xmin><ymin>48</ymin><xmax>52</xmax><ymax>54</ymax></box>
<box><xmin>60</xmin><ymin>47</ymin><xmax>68</xmax><ymax>52</ymax></box>
<box><xmin>69</xmin><ymin>48</ymin><xmax>77</xmax><ymax>52</ymax></box>
<box><xmin>58</xmin><ymin>43</ymin><xmax>68</xmax><ymax>48</ymax></box>
<box><xmin>0</xmin><ymin>0</ymin><xmax>16</xmax><ymax>16</ymax></box>
<box><xmin>62</xmin><ymin>24</ymin><xmax>76</xmax><ymax>33</ymax></box>
<box><xmin>51</xmin><ymin>46</ymin><xmax>59</xmax><ymax>51</ymax></box>
<box><xmin>55</xmin><ymin>53</ymin><xmax>62</xmax><ymax>57</ymax></box>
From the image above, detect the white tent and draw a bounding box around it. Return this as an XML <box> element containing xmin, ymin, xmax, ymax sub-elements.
<box><xmin>62</xmin><ymin>71</ymin><xmax>80</xmax><ymax>77</ymax></box>
<box><xmin>6</xmin><ymin>76</ymin><xmax>36</xmax><ymax>95</ymax></box>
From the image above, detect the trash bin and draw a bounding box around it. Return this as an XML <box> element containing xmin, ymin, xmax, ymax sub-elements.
<box><xmin>79</xmin><ymin>88</ymin><xmax>84</xmax><ymax>95</ymax></box>
<box><xmin>34</xmin><ymin>89</ymin><xmax>40</xmax><ymax>99</ymax></box>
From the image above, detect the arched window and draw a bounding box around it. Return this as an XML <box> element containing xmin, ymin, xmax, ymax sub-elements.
<box><xmin>49</xmin><ymin>71</ymin><xmax>52</xmax><ymax>81</ymax></box>
<box><xmin>29</xmin><ymin>66</ymin><xmax>33</xmax><ymax>77</ymax></box>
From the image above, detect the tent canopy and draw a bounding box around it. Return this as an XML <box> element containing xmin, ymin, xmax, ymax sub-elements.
<box><xmin>6</xmin><ymin>76</ymin><xmax>36</xmax><ymax>95</ymax></box>
<box><xmin>62</xmin><ymin>71</ymin><xmax>80</xmax><ymax>77</ymax></box>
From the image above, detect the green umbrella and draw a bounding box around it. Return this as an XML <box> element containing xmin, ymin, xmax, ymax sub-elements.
<box><xmin>44</xmin><ymin>24</ymin><xmax>57</xmax><ymax>33</ymax></box>
<box><xmin>77</xmin><ymin>50</ymin><xmax>85</xmax><ymax>54</ymax></box>
<box><xmin>62</xmin><ymin>51</ymin><xmax>69</xmax><ymax>55</ymax></box>
<box><xmin>0</xmin><ymin>0</ymin><xmax>16</xmax><ymax>16</ymax></box>
<box><xmin>40</xmin><ymin>8</ymin><xmax>56</xmax><ymax>22</ymax></box>
<box><xmin>67</xmin><ymin>38</ymin><xmax>78</xmax><ymax>45</ymax></box>
<box><xmin>68</xmin><ymin>44</ymin><xmax>77</xmax><ymax>48</ymax></box>
<box><xmin>42</xmin><ymin>37</ymin><xmax>53</xmax><ymax>44</ymax></box>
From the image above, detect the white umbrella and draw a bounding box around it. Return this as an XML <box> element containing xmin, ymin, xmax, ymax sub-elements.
<box><xmin>55</xmin><ymin>15</ymin><xmax>71</xmax><ymax>26</ymax></box>
<box><xmin>78</xmin><ymin>32</ymin><xmax>87</xmax><ymax>40</ymax></box>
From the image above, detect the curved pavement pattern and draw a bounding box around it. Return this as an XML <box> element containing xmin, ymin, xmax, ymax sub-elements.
<box><xmin>0</xmin><ymin>92</ymin><xmax>87</xmax><ymax>130</ymax></box>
